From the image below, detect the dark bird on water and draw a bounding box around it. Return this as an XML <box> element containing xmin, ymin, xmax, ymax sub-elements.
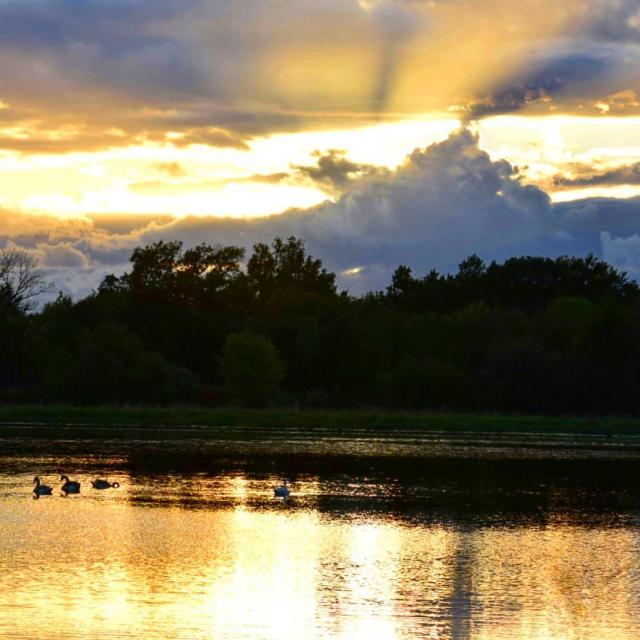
<box><xmin>33</xmin><ymin>476</ymin><xmax>53</xmax><ymax>496</ymax></box>
<box><xmin>91</xmin><ymin>479</ymin><xmax>120</xmax><ymax>490</ymax></box>
<box><xmin>60</xmin><ymin>475</ymin><xmax>81</xmax><ymax>494</ymax></box>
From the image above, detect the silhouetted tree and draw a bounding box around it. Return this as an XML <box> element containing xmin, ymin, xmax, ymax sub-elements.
<box><xmin>221</xmin><ymin>331</ymin><xmax>286</xmax><ymax>406</ymax></box>
<box><xmin>3</xmin><ymin>239</ymin><xmax>640</xmax><ymax>414</ymax></box>
<box><xmin>104</xmin><ymin>240</ymin><xmax>246</xmax><ymax>309</ymax></box>
<box><xmin>247</xmin><ymin>237</ymin><xmax>336</xmax><ymax>301</ymax></box>
<box><xmin>457</xmin><ymin>254</ymin><xmax>487</xmax><ymax>280</ymax></box>
<box><xmin>0</xmin><ymin>248</ymin><xmax>51</xmax><ymax>313</ymax></box>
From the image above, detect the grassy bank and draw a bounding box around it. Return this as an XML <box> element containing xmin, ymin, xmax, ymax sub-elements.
<box><xmin>0</xmin><ymin>405</ymin><xmax>639</xmax><ymax>435</ymax></box>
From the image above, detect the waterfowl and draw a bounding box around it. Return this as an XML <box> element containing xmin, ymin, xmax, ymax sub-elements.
<box><xmin>91</xmin><ymin>479</ymin><xmax>120</xmax><ymax>490</ymax></box>
<box><xmin>60</xmin><ymin>475</ymin><xmax>81</xmax><ymax>494</ymax></box>
<box><xmin>33</xmin><ymin>476</ymin><xmax>53</xmax><ymax>496</ymax></box>
<box><xmin>274</xmin><ymin>479</ymin><xmax>290</xmax><ymax>499</ymax></box>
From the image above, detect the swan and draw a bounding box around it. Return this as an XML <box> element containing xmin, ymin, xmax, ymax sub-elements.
<box><xmin>274</xmin><ymin>479</ymin><xmax>290</xmax><ymax>499</ymax></box>
<box><xmin>60</xmin><ymin>475</ymin><xmax>81</xmax><ymax>494</ymax></box>
<box><xmin>91</xmin><ymin>479</ymin><xmax>120</xmax><ymax>490</ymax></box>
<box><xmin>33</xmin><ymin>476</ymin><xmax>53</xmax><ymax>496</ymax></box>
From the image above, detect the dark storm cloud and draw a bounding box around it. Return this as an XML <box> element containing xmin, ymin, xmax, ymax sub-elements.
<box><xmin>601</xmin><ymin>229</ymin><xmax>640</xmax><ymax>276</ymax></box>
<box><xmin>588</xmin><ymin>0</ymin><xmax>640</xmax><ymax>43</ymax></box>
<box><xmin>466</xmin><ymin>53</ymin><xmax>616</xmax><ymax>118</ymax></box>
<box><xmin>552</xmin><ymin>197</ymin><xmax>640</xmax><ymax>255</ymax></box>
<box><xmin>454</xmin><ymin>0</ymin><xmax>640</xmax><ymax>118</ymax></box>
<box><xmin>293</xmin><ymin>150</ymin><xmax>376</xmax><ymax>191</ymax></box>
<box><xmin>553</xmin><ymin>163</ymin><xmax>640</xmax><ymax>188</ymax></box>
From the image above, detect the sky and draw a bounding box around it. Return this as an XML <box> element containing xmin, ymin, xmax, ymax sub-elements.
<box><xmin>1</xmin><ymin>0</ymin><xmax>640</xmax><ymax>298</ymax></box>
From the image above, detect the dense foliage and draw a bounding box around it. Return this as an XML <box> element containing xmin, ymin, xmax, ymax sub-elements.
<box><xmin>1</xmin><ymin>237</ymin><xmax>639</xmax><ymax>414</ymax></box>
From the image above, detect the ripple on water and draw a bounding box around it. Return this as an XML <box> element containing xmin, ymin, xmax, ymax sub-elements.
<box><xmin>0</xmin><ymin>435</ymin><xmax>640</xmax><ymax>639</ymax></box>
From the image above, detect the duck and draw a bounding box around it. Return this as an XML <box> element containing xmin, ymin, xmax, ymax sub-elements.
<box><xmin>60</xmin><ymin>475</ymin><xmax>81</xmax><ymax>494</ymax></box>
<box><xmin>33</xmin><ymin>476</ymin><xmax>53</xmax><ymax>496</ymax></box>
<box><xmin>91</xmin><ymin>479</ymin><xmax>120</xmax><ymax>490</ymax></box>
<box><xmin>274</xmin><ymin>479</ymin><xmax>290</xmax><ymax>499</ymax></box>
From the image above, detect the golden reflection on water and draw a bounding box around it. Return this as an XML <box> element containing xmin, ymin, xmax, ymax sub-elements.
<box><xmin>0</xmin><ymin>470</ymin><xmax>639</xmax><ymax>639</ymax></box>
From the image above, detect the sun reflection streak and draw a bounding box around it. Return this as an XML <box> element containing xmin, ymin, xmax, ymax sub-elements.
<box><xmin>1</xmin><ymin>469</ymin><xmax>640</xmax><ymax>639</ymax></box>
<box><xmin>341</xmin><ymin>523</ymin><xmax>401</xmax><ymax>639</ymax></box>
<box><xmin>205</xmin><ymin>509</ymin><xmax>322</xmax><ymax>639</ymax></box>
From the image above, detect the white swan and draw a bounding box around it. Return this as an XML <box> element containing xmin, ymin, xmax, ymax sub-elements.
<box><xmin>274</xmin><ymin>479</ymin><xmax>290</xmax><ymax>499</ymax></box>
<box><xmin>60</xmin><ymin>475</ymin><xmax>81</xmax><ymax>494</ymax></box>
<box><xmin>33</xmin><ymin>476</ymin><xmax>53</xmax><ymax>496</ymax></box>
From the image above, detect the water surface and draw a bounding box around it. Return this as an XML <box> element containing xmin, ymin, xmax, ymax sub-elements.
<box><xmin>1</xmin><ymin>429</ymin><xmax>639</xmax><ymax>639</ymax></box>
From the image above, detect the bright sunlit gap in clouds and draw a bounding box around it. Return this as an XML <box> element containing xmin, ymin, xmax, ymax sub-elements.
<box><xmin>0</xmin><ymin>116</ymin><xmax>460</xmax><ymax>219</ymax></box>
<box><xmin>478</xmin><ymin>115</ymin><xmax>640</xmax><ymax>201</ymax></box>
<box><xmin>6</xmin><ymin>114</ymin><xmax>640</xmax><ymax>220</ymax></box>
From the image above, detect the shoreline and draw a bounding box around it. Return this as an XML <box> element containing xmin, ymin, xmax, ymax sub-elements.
<box><xmin>0</xmin><ymin>405</ymin><xmax>639</xmax><ymax>436</ymax></box>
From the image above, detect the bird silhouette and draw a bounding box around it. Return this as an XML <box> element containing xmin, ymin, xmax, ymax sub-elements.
<box><xmin>60</xmin><ymin>475</ymin><xmax>81</xmax><ymax>494</ymax></box>
<box><xmin>33</xmin><ymin>476</ymin><xmax>53</xmax><ymax>496</ymax></box>
<box><xmin>91</xmin><ymin>479</ymin><xmax>120</xmax><ymax>490</ymax></box>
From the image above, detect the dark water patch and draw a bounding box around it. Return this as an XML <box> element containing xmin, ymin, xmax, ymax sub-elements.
<box><xmin>3</xmin><ymin>436</ymin><xmax>640</xmax><ymax>529</ymax></box>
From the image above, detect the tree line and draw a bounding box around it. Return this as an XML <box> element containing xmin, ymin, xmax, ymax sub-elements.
<box><xmin>1</xmin><ymin>237</ymin><xmax>639</xmax><ymax>414</ymax></box>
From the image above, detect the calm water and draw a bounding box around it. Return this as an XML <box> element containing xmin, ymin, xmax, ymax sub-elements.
<box><xmin>1</xmin><ymin>428</ymin><xmax>640</xmax><ymax>639</ymax></box>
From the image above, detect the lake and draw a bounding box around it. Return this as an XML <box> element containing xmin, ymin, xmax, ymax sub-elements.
<box><xmin>1</xmin><ymin>426</ymin><xmax>640</xmax><ymax>639</ymax></box>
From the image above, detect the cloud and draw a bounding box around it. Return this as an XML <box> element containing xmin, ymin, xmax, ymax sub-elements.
<box><xmin>0</xmin><ymin>129</ymin><xmax>134</xmax><ymax>154</ymax></box>
<box><xmin>0</xmin><ymin>209</ymin><xmax>93</xmax><ymax>239</ymax></box>
<box><xmin>243</xmin><ymin>173</ymin><xmax>290</xmax><ymax>185</ymax></box>
<box><xmin>553</xmin><ymin>162</ymin><xmax>640</xmax><ymax>188</ymax></box>
<box><xmin>601</xmin><ymin>231</ymin><xmax>640</xmax><ymax>276</ymax></box>
<box><xmin>551</xmin><ymin>196</ymin><xmax>640</xmax><ymax>255</ymax></box>
<box><xmin>460</xmin><ymin>31</ymin><xmax>640</xmax><ymax>119</ymax></box>
<box><xmin>451</xmin><ymin>0</ymin><xmax>640</xmax><ymax>119</ymax></box>
<box><xmin>89</xmin><ymin>214</ymin><xmax>176</xmax><ymax>234</ymax></box>
<box><xmin>293</xmin><ymin>149</ymin><xmax>376</xmax><ymax>192</ymax></box>
<box><xmin>465</xmin><ymin>52</ymin><xmax>615</xmax><ymax>118</ymax></box>
<box><xmin>171</xmin><ymin>127</ymin><xmax>250</xmax><ymax>151</ymax></box>
<box><xmin>33</xmin><ymin>241</ymin><xmax>90</xmax><ymax>268</ymax></box>
<box><xmin>1</xmin><ymin>0</ymin><xmax>636</xmax><ymax>156</ymax></box>
<box><xmin>3</xmin><ymin>128</ymin><xmax>640</xmax><ymax>300</ymax></box>
<box><xmin>0</xmin><ymin>208</ymin><xmax>176</xmax><ymax>298</ymax></box>
<box><xmin>155</xmin><ymin>162</ymin><xmax>187</xmax><ymax>178</ymax></box>
<box><xmin>588</xmin><ymin>0</ymin><xmax>640</xmax><ymax>43</ymax></box>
